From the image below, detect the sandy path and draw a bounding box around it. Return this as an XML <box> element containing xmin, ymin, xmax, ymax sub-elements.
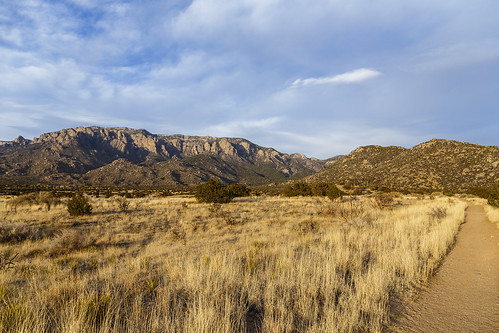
<box><xmin>391</xmin><ymin>202</ymin><xmax>499</xmax><ymax>332</ymax></box>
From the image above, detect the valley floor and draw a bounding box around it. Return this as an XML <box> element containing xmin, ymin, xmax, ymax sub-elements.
<box><xmin>0</xmin><ymin>193</ymin><xmax>480</xmax><ymax>332</ymax></box>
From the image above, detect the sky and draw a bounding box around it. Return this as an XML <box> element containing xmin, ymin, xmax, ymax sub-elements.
<box><xmin>0</xmin><ymin>0</ymin><xmax>498</xmax><ymax>158</ymax></box>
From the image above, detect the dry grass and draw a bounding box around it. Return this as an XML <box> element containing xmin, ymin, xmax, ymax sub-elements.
<box><xmin>464</xmin><ymin>197</ymin><xmax>499</xmax><ymax>228</ymax></box>
<box><xmin>0</xmin><ymin>194</ymin><xmax>466</xmax><ymax>332</ymax></box>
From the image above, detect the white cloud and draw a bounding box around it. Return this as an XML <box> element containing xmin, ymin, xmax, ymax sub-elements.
<box><xmin>1</xmin><ymin>1</ymin><xmax>498</xmax><ymax>155</ymax></box>
<box><xmin>202</xmin><ymin>117</ymin><xmax>282</xmax><ymax>137</ymax></box>
<box><xmin>291</xmin><ymin>68</ymin><xmax>382</xmax><ymax>87</ymax></box>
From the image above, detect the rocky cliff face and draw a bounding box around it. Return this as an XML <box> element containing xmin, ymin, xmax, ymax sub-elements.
<box><xmin>0</xmin><ymin>127</ymin><xmax>326</xmax><ymax>186</ymax></box>
<box><xmin>307</xmin><ymin>139</ymin><xmax>499</xmax><ymax>190</ymax></box>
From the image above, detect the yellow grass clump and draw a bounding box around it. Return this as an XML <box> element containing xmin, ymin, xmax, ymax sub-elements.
<box><xmin>0</xmin><ymin>193</ymin><xmax>466</xmax><ymax>332</ymax></box>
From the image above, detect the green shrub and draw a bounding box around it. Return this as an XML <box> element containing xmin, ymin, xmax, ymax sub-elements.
<box><xmin>467</xmin><ymin>187</ymin><xmax>491</xmax><ymax>199</ymax></box>
<box><xmin>488</xmin><ymin>182</ymin><xmax>499</xmax><ymax>208</ymax></box>
<box><xmin>326</xmin><ymin>184</ymin><xmax>344</xmax><ymax>201</ymax></box>
<box><xmin>282</xmin><ymin>182</ymin><xmax>312</xmax><ymax>197</ymax></box>
<box><xmin>67</xmin><ymin>194</ymin><xmax>93</xmax><ymax>216</ymax></box>
<box><xmin>194</xmin><ymin>179</ymin><xmax>235</xmax><ymax>203</ymax></box>
<box><xmin>227</xmin><ymin>183</ymin><xmax>251</xmax><ymax>198</ymax></box>
<box><xmin>311</xmin><ymin>182</ymin><xmax>330</xmax><ymax>196</ymax></box>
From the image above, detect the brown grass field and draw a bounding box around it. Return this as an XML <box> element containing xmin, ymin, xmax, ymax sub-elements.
<box><xmin>0</xmin><ymin>193</ymin><xmax>467</xmax><ymax>332</ymax></box>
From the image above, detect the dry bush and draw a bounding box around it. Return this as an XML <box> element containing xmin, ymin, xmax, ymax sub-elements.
<box><xmin>372</xmin><ymin>193</ymin><xmax>394</xmax><ymax>209</ymax></box>
<box><xmin>49</xmin><ymin>229</ymin><xmax>91</xmax><ymax>256</ymax></box>
<box><xmin>169</xmin><ymin>224</ymin><xmax>186</xmax><ymax>243</ymax></box>
<box><xmin>116</xmin><ymin>197</ymin><xmax>130</xmax><ymax>212</ymax></box>
<box><xmin>428</xmin><ymin>206</ymin><xmax>447</xmax><ymax>220</ymax></box>
<box><xmin>0</xmin><ymin>252</ymin><xmax>18</xmax><ymax>270</ymax></box>
<box><xmin>0</xmin><ymin>222</ymin><xmax>59</xmax><ymax>244</ymax></box>
<box><xmin>7</xmin><ymin>192</ymin><xmax>60</xmax><ymax>212</ymax></box>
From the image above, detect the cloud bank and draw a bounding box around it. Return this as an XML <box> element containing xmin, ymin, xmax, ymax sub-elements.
<box><xmin>0</xmin><ymin>0</ymin><xmax>498</xmax><ymax>158</ymax></box>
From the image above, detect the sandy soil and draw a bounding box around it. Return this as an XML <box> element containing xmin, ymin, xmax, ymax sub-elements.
<box><xmin>391</xmin><ymin>202</ymin><xmax>499</xmax><ymax>332</ymax></box>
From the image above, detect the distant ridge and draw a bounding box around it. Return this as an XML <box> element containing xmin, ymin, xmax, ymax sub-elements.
<box><xmin>306</xmin><ymin>139</ymin><xmax>499</xmax><ymax>191</ymax></box>
<box><xmin>0</xmin><ymin>126</ymin><xmax>326</xmax><ymax>187</ymax></box>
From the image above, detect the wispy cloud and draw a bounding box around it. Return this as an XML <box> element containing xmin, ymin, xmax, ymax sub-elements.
<box><xmin>291</xmin><ymin>68</ymin><xmax>382</xmax><ymax>87</ymax></box>
<box><xmin>203</xmin><ymin>117</ymin><xmax>282</xmax><ymax>138</ymax></box>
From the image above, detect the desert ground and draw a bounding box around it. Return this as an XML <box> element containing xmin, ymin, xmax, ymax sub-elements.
<box><xmin>391</xmin><ymin>201</ymin><xmax>499</xmax><ymax>332</ymax></box>
<box><xmin>0</xmin><ymin>193</ymin><xmax>496</xmax><ymax>332</ymax></box>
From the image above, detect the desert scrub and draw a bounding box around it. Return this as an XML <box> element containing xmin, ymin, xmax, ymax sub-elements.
<box><xmin>116</xmin><ymin>197</ymin><xmax>130</xmax><ymax>212</ymax></box>
<box><xmin>282</xmin><ymin>182</ymin><xmax>312</xmax><ymax>197</ymax></box>
<box><xmin>194</xmin><ymin>179</ymin><xmax>236</xmax><ymax>203</ymax></box>
<box><xmin>0</xmin><ymin>194</ymin><xmax>466</xmax><ymax>332</ymax></box>
<box><xmin>487</xmin><ymin>182</ymin><xmax>499</xmax><ymax>207</ymax></box>
<box><xmin>7</xmin><ymin>191</ymin><xmax>60</xmax><ymax>212</ymax></box>
<box><xmin>67</xmin><ymin>193</ymin><xmax>92</xmax><ymax>216</ymax></box>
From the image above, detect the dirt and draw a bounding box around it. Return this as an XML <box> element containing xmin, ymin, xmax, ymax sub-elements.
<box><xmin>391</xmin><ymin>202</ymin><xmax>499</xmax><ymax>332</ymax></box>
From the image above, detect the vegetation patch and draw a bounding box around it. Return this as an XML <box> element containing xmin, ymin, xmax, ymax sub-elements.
<box><xmin>67</xmin><ymin>193</ymin><xmax>92</xmax><ymax>216</ymax></box>
<box><xmin>0</xmin><ymin>192</ymin><xmax>467</xmax><ymax>332</ymax></box>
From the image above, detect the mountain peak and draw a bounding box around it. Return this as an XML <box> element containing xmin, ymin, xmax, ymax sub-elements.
<box><xmin>308</xmin><ymin>140</ymin><xmax>498</xmax><ymax>190</ymax></box>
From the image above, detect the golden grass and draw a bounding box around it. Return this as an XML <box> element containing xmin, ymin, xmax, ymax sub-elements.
<box><xmin>0</xmin><ymin>194</ymin><xmax>466</xmax><ymax>332</ymax></box>
<box><xmin>464</xmin><ymin>197</ymin><xmax>499</xmax><ymax>228</ymax></box>
<box><xmin>484</xmin><ymin>205</ymin><xmax>499</xmax><ymax>228</ymax></box>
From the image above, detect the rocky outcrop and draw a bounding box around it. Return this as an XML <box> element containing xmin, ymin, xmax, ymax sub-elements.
<box><xmin>0</xmin><ymin>126</ymin><xmax>326</xmax><ymax>186</ymax></box>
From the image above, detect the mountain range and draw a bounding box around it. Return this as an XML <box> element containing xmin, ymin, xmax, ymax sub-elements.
<box><xmin>0</xmin><ymin>127</ymin><xmax>497</xmax><ymax>190</ymax></box>
<box><xmin>0</xmin><ymin>126</ymin><xmax>325</xmax><ymax>187</ymax></box>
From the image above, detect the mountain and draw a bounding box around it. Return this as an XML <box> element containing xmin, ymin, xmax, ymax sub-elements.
<box><xmin>0</xmin><ymin>126</ymin><xmax>326</xmax><ymax>187</ymax></box>
<box><xmin>306</xmin><ymin>139</ymin><xmax>499</xmax><ymax>191</ymax></box>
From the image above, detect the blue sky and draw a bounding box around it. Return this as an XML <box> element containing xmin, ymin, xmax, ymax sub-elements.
<box><xmin>0</xmin><ymin>0</ymin><xmax>498</xmax><ymax>158</ymax></box>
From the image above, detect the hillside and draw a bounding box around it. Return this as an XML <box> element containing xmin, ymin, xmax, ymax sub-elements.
<box><xmin>0</xmin><ymin>126</ymin><xmax>326</xmax><ymax>187</ymax></box>
<box><xmin>307</xmin><ymin>139</ymin><xmax>499</xmax><ymax>191</ymax></box>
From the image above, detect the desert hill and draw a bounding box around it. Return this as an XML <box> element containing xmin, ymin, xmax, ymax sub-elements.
<box><xmin>307</xmin><ymin>139</ymin><xmax>499</xmax><ymax>191</ymax></box>
<box><xmin>0</xmin><ymin>126</ymin><xmax>326</xmax><ymax>187</ymax></box>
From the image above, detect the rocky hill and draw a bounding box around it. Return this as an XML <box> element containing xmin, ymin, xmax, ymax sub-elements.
<box><xmin>306</xmin><ymin>139</ymin><xmax>499</xmax><ymax>191</ymax></box>
<box><xmin>0</xmin><ymin>127</ymin><xmax>326</xmax><ymax>187</ymax></box>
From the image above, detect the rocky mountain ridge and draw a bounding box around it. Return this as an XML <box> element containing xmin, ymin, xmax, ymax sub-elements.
<box><xmin>307</xmin><ymin>139</ymin><xmax>499</xmax><ymax>190</ymax></box>
<box><xmin>0</xmin><ymin>126</ymin><xmax>326</xmax><ymax>186</ymax></box>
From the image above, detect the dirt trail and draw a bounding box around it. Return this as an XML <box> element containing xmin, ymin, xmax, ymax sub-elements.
<box><xmin>391</xmin><ymin>202</ymin><xmax>499</xmax><ymax>332</ymax></box>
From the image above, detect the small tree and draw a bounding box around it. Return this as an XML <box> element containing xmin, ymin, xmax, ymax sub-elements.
<box><xmin>311</xmin><ymin>182</ymin><xmax>331</xmax><ymax>196</ymax></box>
<box><xmin>227</xmin><ymin>183</ymin><xmax>251</xmax><ymax>198</ymax></box>
<box><xmin>282</xmin><ymin>182</ymin><xmax>312</xmax><ymax>197</ymax></box>
<box><xmin>67</xmin><ymin>193</ymin><xmax>93</xmax><ymax>216</ymax></box>
<box><xmin>195</xmin><ymin>179</ymin><xmax>235</xmax><ymax>204</ymax></box>
<box><xmin>488</xmin><ymin>182</ymin><xmax>499</xmax><ymax>208</ymax></box>
<box><xmin>326</xmin><ymin>184</ymin><xmax>344</xmax><ymax>201</ymax></box>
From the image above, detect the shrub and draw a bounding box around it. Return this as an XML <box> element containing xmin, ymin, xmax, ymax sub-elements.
<box><xmin>467</xmin><ymin>187</ymin><xmax>491</xmax><ymax>199</ymax></box>
<box><xmin>194</xmin><ymin>179</ymin><xmax>235</xmax><ymax>204</ymax></box>
<box><xmin>488</xmin><ymin>182</ymin><xmax>499</xmax><ymax>208</ymax></box>
<box><xmin>326</xmin><ymin>184</ymin><xmax>344</xmax><ymax>201</ymax></box>
<box><xmin>372</xmin><ymin>193</ymin><xmax>394</xmax><ymax>209</ymax></box>
<box><xmin>282</xmin><ymin>182</ymin><xmax>312</xmax><ymax>197</ymax></box>
<box><xmin>7</xmin><ymin>192</ymin><xmax>60</xmax><ymax>211</ymax></box>
<box><xmin>0</xmin><ymin>252</ymin><xmax>18</xmax><ymax>270</ymax></box>
<box><xmin>37</xmin><ymin>191</ymin><xmax>60</xmax><ymax>211</ymax></box>
<box><xmin>311</xmin><ymin>182</ymin><xmax>330</xmax><ymax>196</ymax></box>
<box><xmin>50</xmin><ymin>229</ymin><xmax>90</xmax><ymax>255</ymax></box>
<box><xmin>67</xmin><ymin>194</ymin><xmax>92</xmax><ymax>216</ymax></box>
<box><xmin>117</xmin><ymin>198</ymin><xmax>130</xmax><ymax>212</ymax></box>
<box><xmin>227</xmin><ymin>183</ymin><xmax>251</xmax><ymax>198</ymax></box>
